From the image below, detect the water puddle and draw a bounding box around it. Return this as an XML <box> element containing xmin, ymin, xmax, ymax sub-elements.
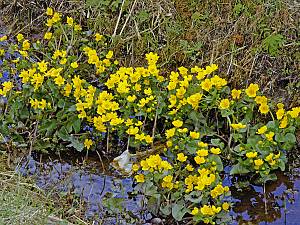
<box><xmin>16</xmin><ymin>154</ymin><xmax>300</xmax><ymax>225</ymax></box>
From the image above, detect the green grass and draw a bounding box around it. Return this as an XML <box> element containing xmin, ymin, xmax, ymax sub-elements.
<box><xmin>0</xmin><ymin>153</ymin><xmax>84</xmax><ymax>225</ymax></box>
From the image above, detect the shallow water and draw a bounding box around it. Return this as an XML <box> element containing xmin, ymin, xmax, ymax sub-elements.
<box><xmin>17</xmin><ymin>155</ymin><xmax>300</xmax><ymax>225</ymax></box>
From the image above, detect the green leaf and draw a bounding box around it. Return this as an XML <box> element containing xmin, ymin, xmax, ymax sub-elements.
<box><xmin>67</xmin><ymin>136</ymin><xmax>84</xmax><ymax>152</ymax></box>
<box><xmin>211</xmin><ymin>138</ymin><xmax>225</xmax><ymax>149</ymax></box>
<box><xmin>230</xmin><ymin>163</ymin><xmax>250</xmax><ymax>175</ymax></box>
<box><xmin>185</xmin><ymin>191</ymin><xmax>202</xmax><ymax>203</ymax></box>
<box><xmin>275</xmin><ymin>133</ymin><xmax>285</xmax><ymax>142</ymax></box>
<box><xmin>147</xmin><ymin>195</ymin><xmax>160</xmax><ymax>215</ymax></box>
<box><xmin>172</xmin><ymin>202</ymin><xmax>188</xmax><ymax>221</ymax></box>
<box><xmin>160</xmin><ymin>203</ymin><xmax>171</xmax><ymax>216</ymax></box>
<box><xmin>284</xmin><ymin>133</ymin><xmax>296</xmax><ymax>144</ymax></box>
<box><xmin>278</xmin><ymin>160</ymin><xmax>286</xmax><ymax>171</ymax></box>
<box><xmin>57</xmin><ymin>127</ymin><xmax>69</xmax><ymax>141</ymax></box>
<box><xmin>73</xmin><ymin>117</ymin><xmax>81</xmax><ymax>133</ymax></box>
<box><xmin>208</xmin><ymin>155</ymin><xmax>223</xmax><ymax>171</ymax></box>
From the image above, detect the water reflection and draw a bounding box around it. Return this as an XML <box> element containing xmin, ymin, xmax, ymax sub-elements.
<box><xmin>230</xmin><ymin>169</ymin><xmax>300</xmax><ymax>225</ymax></box>
<box><xmin>16</xmin><ymin>156</ymin><xmax>150</xmax><ymax>224</ymax></box>
<box><xmin>16</xmin><ymin>155</ymin><xmax>300</xmax><ymax>225</ymax></box>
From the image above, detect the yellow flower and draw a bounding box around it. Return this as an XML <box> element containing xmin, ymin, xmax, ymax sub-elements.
<box><xmin>245</xmin><ymin>83</ymin><xmax>259</xmax><ymax>97</ymax></box>
<box><xmin>200</xmin><ymin>205</ymin><xmax>221</xmax><ymax>216</ymax></box>
<box><xmin>254</xmin><ymin>159</ymin><xmax>264</xmax><ymax>167</ymax></box>
<box><xmin>197</xmin><ymin>149</ymin><xmax>208</xmax><ymax>157</ymax></box>
<box><xmin>259</xmin><ymin>103</ymin><xmax>269</xmax><ymax>114</ymax></box>
<box><xmin>190</xmin><ymin>131</ymin><xmax>200</xmax><ymax>139</ymax></box>
<box><xmin>67</xmin><ymin>16</ymin><xmax>74</xmax><ymax>26</ymax></box>
<box><xmin>84</xmin><ymin>139</ymin><xmax>93</xmax><ymax>149</ymax></box>
<box><xmin>22</xmin><ymin>40</ymin><xmax>30</xmax><ymax>50</ymax></box>
<box><xmin>165</xmin><ymin>128</ymin><xmax>176</xmax><ymax>139</ymax></box>
<box><xmin>231</xmin><ymin>89</ymin><xmax>241</xmax><ymax>99</ymax></box>
<box><xmin>198</xmin><ymin>142</ymin><xmax>208</xmax><ymax>148</ymax></box>
<box><xmin>52</xmin><ymin>12</ymin><xmax>61</xmax><ymax>23</ymax></box>
<box><xmin>17</xmin><ymin>33</ymin><xmax>24</xmax><ymax>42</ymax></box>
<box><xmin>246</xmin><ymin>151</ymin><xmax>257</xmax><ymax>159</ymax></box>
<box><xmin>71</xmin><ymin>62</ymin><xmax>79</xmax><ymax>68</ymax></box>
<box><xmin>64</xmin><ymin>83</ymin><xmax>72</xmax><ymax>97</ymax></box>
<box><xmin>210</xmin><ymin>147</ymin><xmax>221</xmax><ymax>155</ymax></box>
<box><xmin>95</xmin><ymin>33</ymin><xmax>103</xmax><ymax>41</ymax></box>
<box><xmin>177</xmin><ymin>153</ymin><xmax>187</xmax><ymax>162</ymax></box>
<box><xmin>54</xmin><ymin>75</ymin><xmax>65</xmax><ymax>86</ymax></box>
<box><xmin>46</xmin><ymin>18</ymin><xmax>53</xmax><ymax>27</ymax></box>
<box><xmin>127</xmin><ymin>95</ymin><xmax>137</xmax><ymax>102</ymax></box>
<box><xmin>185</xmin><ymin>164</ymin><xmax>194</xmax><ymax>171</ymax></box>
<box><xmin>255</xmin><ymin>96</ymin><xmax>268</xmax><ymax>105</ymax></box>
<box><xmin>194</xmin><ymin>156</ymin><xmax>205</xmax><ymax>164</ymax></box>
<box><xmin>201</xmin><ymin>79</ymin><xmax>212</xmax><ymax>92</ymax></box>
<box><xmin>44</xmin><ymin>32</ymin><xmax>52</xmax><ymax>40</ymax></box>
<box><xmin>106</xmin><ymin>50</ymin><xmax>113</xmax><ymax>59</ymax></box>
<box><xmin>219</xmin><ymin>99</ymin><xmax>230</xmax><ymax>110</ymax></box>
<box><xmin>265</xmin><ymin>132</ymin><xmax>275</xmax><ymax>141</ymax></box>
<box><xmin>132</xmin><ymin>164</ymin><xmax>139</xmax><ymax>172</ymax></box>
<box><xmin>287</xmin><ymin>107</ymin><xmax>300</xmax><ymax>118</ymax></box>
<box><xmin>257</xmin><ymin>125</ymin><xmax>267</xmax><ymax>134</ymax></box>
<box><xmin>277</xmin><ymin>103</ymin><xmax>284</xmax><ymax>109</ymax></box>
<box><xmin>279</xmin><ymin>116</ymin><xmax>288</xmax><ymax>128</ymax></box>
<box><xmin>74</xmin><ymin>24</ymin><xmax>82</xmax><ymax>31</ymax></box>
<box><xmin>134</xmin><ymin>174</ymin><xmax>145</xmax><ymax>183</ymax></box>
<box><xmin>46</xmin><ymin>7</ymin><xmax>53</xmax><ymax>16</ymax></box>
<box><xmin>222</xmin><ymin>202</ymin><xmax>230</xmax><ymax>211</ymax></box>
<box><xmin>231</xmin><ymin>123</ymin><xmax>246</xmax><ymax>130</ymax></box>
<box><xmin>276</xmin><ymin>108</ymin><xmax>285</xmax><ymax>120</ymax></box>
<box><xmin>191</xmin><ymin>207</ymin><xmax>199</xmax><ymax>215</ymax></box>
<box><xmin>0</xmin><ymin>35</ymin><xmax>7</xmax><ymax>42</ymax></box>
<box><xmin>172</xmin><ymin>119</ymin><xmax>183</xmax><ymax>128</ymax></box>
<box><xmin>126</xmin><ymin>126</ymin><xmax>139</xmax><ymax>135</ymax></box>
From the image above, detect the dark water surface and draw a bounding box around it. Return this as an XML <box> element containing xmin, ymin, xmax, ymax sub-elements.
<box><xmin>17</xmin><ymin>154</ymin><xmax>300</xmax><ymax>225</ymax></box>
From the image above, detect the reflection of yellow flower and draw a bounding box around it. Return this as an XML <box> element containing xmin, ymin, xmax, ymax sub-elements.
<box><xmin>219</xmin><ymin>99</ymin><xmax>230</xmax><ymax>109</ymax></box>
<box><xmin>245</xmin><ymin>83</ymin><xmax>259</xmax><ymax>97</ymax></box>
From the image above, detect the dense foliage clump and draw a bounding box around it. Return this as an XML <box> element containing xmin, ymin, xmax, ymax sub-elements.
<box><xmin>0</xmin><ymin>8</ymin><xmax>299</xmax><ymax>224</ymax></box>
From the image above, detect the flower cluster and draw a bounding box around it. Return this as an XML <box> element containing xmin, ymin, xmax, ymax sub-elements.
<box><xmin>0</xmin><ymin>7</ymin><xmax>299</xmax><ymax>225</ymax></box>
